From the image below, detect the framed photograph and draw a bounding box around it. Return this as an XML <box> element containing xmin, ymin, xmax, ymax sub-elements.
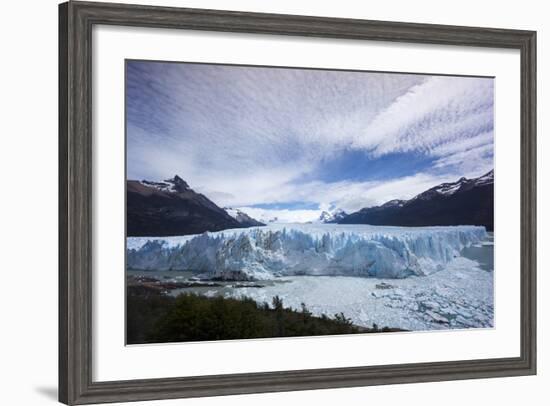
<box><xmin>59</xmin><ymin>1</ymin><xmax>536</xmax><ymax>404</ymax></box>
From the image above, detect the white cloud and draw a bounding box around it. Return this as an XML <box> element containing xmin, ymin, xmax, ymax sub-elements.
<box><xmin>234</xmin><ymin>171</ymin><xmax>463</xmax><ymax>221</ymax></box>
<box><xmin>429</xmin><ymin>130</ymin><xmax>494</xmax><ymax>157</ymax></box>
<box><xmin>351</xmin><ymin>76</ymin><xmax>494</xmax><ymax>159</ymax></box>
<box><xmin>127</xmin><ymin>63</ymin><xmax>424</xmax><ymax>182</ymax></box>
<box><xmin>432</xmin><ymin>143</ymin><xmax>494</xmax><ymax>176</ymax></box>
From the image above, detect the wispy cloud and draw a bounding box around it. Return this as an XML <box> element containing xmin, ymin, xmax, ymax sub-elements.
<box><xmin>126</xmin><ymin>61</ymin><xmax>493</xmax><ymax>219</ymax></box>
<box><xmin>352</xmin><ymin>77</ymin><xmax>492</xmax><ymax>151</ymax></box>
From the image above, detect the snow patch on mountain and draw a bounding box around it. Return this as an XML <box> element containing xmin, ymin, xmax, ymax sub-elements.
<box><xmin>426</xmin><ymin>171</ymin><xmax>493</xmax><ymax>198</ymax></box>
<box><xmin>224</xmin><ymin>207</ymin><xmax>243</xmax><ymax>219</ymax></box>
<box><xmin>474</xmin><ymin>169</ymin><xmax>494</xmax><ymax>186</ymax></box>
<box><xmin>317</xmin><ymin>209</ymin><xmax>347</xmax><ymax>223</ymax></box>
<box><xmin>223</xmin><ymin>207</ymin><xmax>265</xmax><ymax>226</ymax></box>
<box><xmin>380</xmin><ymin>199</ymin><xmax>406</xmax><ymax>208</ymax></box>
<box><xmin>436</xmin><ymin>181</ymin><xmax>463</xmax><ymax>195</ymax></box>
<box><xmin>127</xmin><ymin>224</ymin><xmax>487</xmax><ymax>280</ymax></box>
<box><xmin>139</xmin><ymin>175</ymin><xmax>190</xmax><ymax>194</ymax></box>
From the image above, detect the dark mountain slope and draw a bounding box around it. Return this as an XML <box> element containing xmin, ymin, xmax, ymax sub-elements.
<box><xmin>340</xmin><ymin>171</ymin><xmax>494</xmax><ymax>231</ymax></box>
<box><xmin>127</xmin><ymin>175</ymin><xmax>263</xmax><ymax>236</ymax></box>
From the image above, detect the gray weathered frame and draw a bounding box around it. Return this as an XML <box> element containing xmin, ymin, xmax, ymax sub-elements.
<box><xmin>59</xmin><ymin>1</ymin><xmax>537</xmax><ymax>404</ymax></box>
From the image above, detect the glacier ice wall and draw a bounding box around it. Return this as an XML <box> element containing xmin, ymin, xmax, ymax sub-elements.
<box><xmin>127</xmin><ymin>224</ymin><xmax>488</xmax><ymax>280</ymax></box>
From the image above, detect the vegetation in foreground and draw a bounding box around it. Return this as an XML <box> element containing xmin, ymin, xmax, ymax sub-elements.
<box><xmin>127</xmin><ymin>286</ymin><xmax>401</xmax><ymax>344</ymax></box>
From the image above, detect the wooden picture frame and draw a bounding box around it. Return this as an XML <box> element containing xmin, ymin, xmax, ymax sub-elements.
<box><xmin>59</xmin><ymin>1</ymin><xmax>536</xmax><ymax>404</ymax></box>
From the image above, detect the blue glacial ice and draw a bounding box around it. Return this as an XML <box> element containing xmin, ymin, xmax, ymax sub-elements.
<box><xmin>126</xmin><ymin>224</ymin><xmax>488</xmax><ymax>280</ymax></box>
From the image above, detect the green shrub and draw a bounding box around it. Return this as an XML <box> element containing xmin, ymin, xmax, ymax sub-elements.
<box><xmin>126</xmin><ymin>287</ymin><xmax>400</xmax><ymax>344</ymax></box>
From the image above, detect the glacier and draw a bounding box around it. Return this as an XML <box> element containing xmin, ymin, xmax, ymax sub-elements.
<box><xmin>126</xmin><ymin>224</ymin><xmax>487</xmax><ymax>280</ymax></box>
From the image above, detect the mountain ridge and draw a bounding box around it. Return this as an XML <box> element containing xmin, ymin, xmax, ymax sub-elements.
<box><xmin>317</xmin><ymin>209</ymin><xmax>348</xmax><ymax>224</ymax></box>
<box><xmin>224</xmin><ymin>207</ymin><xmax>266</xmax><ymax>227</ymax></box>
<box><xmin>339</xmin><ymin>170</ymin><xmax>494</xmax><ymax>231</ymax></box>
<box><xmin>127</xmin><ymin>176</ymin><xmax>264</xmax><ymax>236</ymax></box>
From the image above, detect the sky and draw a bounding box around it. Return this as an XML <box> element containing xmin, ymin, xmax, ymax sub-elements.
<box><xmin>126</xmin><ymin>60</ymin><xmax>494</xmax><ymax>223</ymax></box>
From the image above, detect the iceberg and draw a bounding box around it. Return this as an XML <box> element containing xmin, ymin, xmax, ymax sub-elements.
<box><xmin>126</xmin><ymin>224</ymin><xmax>487</xmax><ymax>280</ymax></box>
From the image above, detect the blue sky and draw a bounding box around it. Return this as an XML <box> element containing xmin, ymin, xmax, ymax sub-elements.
<box><xmin>126</xmin><ymin>61</ymin><xmax>494</xmax><ymax>222</ymax></box>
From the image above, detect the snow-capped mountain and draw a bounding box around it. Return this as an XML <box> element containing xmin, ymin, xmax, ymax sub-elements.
<box><xmin>317</xmin><ymin>209</ymin><xmax>348</xmax><ymax>223</ymax></box>
<box><xmin>411</xmin><ymin>170</ymin><xmax>494</xmax><ymax>202</ymax></box>
<box><xmin>127</xmin><ymin>175</ymin><xmax>261</xmax><ymax>236</ymax></box>
<box><xmin>223</xmin><ymin>207</ymin><xmax>265</xmax><ymax>227</ymax></box>
<box><xmin>340</xmin><ymin>170</ymin><xmax>494</xmax><ymax>230</ymax></box>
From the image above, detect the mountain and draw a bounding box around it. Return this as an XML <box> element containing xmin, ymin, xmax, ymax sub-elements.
<box><xmin>340</xmin><ymin>170</ymin><xmax>494</xmax><ymax>231</ymax></box>
<box><xmin>318</xmin><ymin>209</ymin><xmax>348</xmax><ymax>223</ymax></box>
<box><xmin>224</xmin><ymin>207</ymin><xmax>265</xmax><ymax>227</ymax></box>
<box><xmin>127</xmin><ymin>175</ymin><xmax>262</xmax><ymax>236</ymax></box>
